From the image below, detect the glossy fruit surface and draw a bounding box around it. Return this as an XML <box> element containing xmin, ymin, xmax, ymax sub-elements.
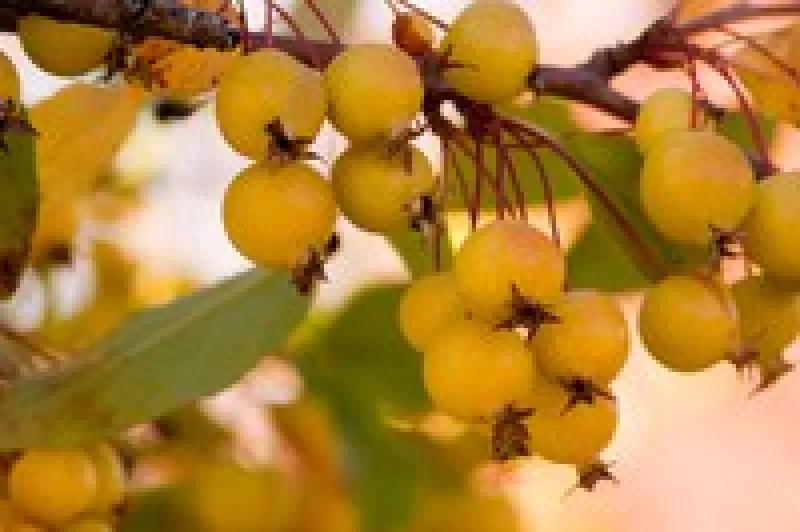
<box><xmin>399</xmin><ymin>273</ymin><xmax>465</xmax><ymax>352</ymax></box>
<box><xmin>743</xmin><ymin>173</ymin><xmax>800</xmax><ymax>285</ymax></box>
<box><xmin>453</xmin><ymin>220</ymin><xmax>565</xmax><ymax>322</ymax></box>
<box><xmin>215</xmin><ymin>49</ymin><xmax>325</xmax><ymax>160</ymax></box>
<box><xmin>325</xmin><ymin>44</ymin><xmax>423</xmax><ymax>142</ymax></box>
<box><xmin>639</xmin><ymin>275</ymin><xmax>739</xmax><ymax>372</ymax></box>
<box><xmin>332</xmin><ymin>145</ymin><xmax>434</xmax><ymax>233</ymax></box>
<box><xmin>223</xmin><ymin>163</ymin><xmax>336</xmax><ymax>269</ymax></box>
<box><xmin>528</xmin><ymin>380</ymin><xmax>618</xmax><ymax>466</ymax></box>
<box><xmin>18</xmin><ymin>16</ymin><xmax>114</xmax><ymax>76</ymax></box>
<box><xmin>640</xmin><ymin>131</ymin><xmax>754</xmax><ymax>246</ymax></box>
<box><xmin>634</xmin><ymin>88</ymin><xmax>709</xmax><ymax>153</ymax></box>
<box><xmin>442</xmin><ymin>0</ymin><xmax>537</xmax><ymax>102</ymax></box>
<box><xmin>531</xmin><ymin>291</ymin><xmax>629</xmax><ymax>386</ymax></box>
<box><xmin>423</xmin><ymin>320</ymin><xmax>536</xmax><ymax>419</ymax></box>
<box><xmin>9</xmin><ymin>449</ymin><xmax>98</xmax><ymax>526</ymax></box>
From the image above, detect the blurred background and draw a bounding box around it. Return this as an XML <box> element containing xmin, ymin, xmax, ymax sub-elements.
<box><xmin>1</xmin><ymin>1</ymin><xmax>800</xmax><ymax>531</ymax></box>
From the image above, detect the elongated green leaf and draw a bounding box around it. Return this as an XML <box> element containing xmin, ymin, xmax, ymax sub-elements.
<box><xmin>0</xmin><ymin>127</ymin><xmax>37</xmax><ymax>299</ymax></box>
<box><xmin>718</xmin><ymin>112</ymin><xmax>777</xmax><ymax>155</ymax></box>
<box><xmin>0</xmin><ymin>270</ymin><xmax>307</xmax><ymax>449</ymax></box>
<box><xmin>565</xmin><ymin>133</ymin><xmax>704</xmax><ymax>291</ymax></box>
<box><xmin>295</xmin><ymin>285</ymin><xmax>461</xmax><ymax>531</ymax></box>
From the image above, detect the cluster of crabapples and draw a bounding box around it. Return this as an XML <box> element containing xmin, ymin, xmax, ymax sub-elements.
<box><xmin>634</xmin><ymin>88</ymin><xmax>800</xmax><ymax>385</ymax></box>
<box><xmin>4</xmin><ymin>0</ymin><xmax>800</xmax><ymax>482</ymax></box>
<box><xmin>217</xmin><ymin>0</ymin><xmax>538</xmax><ymax>290</ymax></box>
<box><xmin>0</xmin><ymin>444</ymin><xmax>125</xmax><ymax>532</ymax></box>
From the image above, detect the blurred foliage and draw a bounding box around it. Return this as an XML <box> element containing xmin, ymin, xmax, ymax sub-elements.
<box><xmin>0</xmin><ymin>122</ymin><xmax>37</xmax><ymax>299</ymax></box>
<box><xmin>292</xmin><ymin>285</ymin><xmax>488</xmax><ymax>531</ymax></box>
<box><xmin>736</xmin><ymin>24</ymin><xmax>800</xmax><ymax>126</ymax></box>
<box><xmin>0</xmin><ymin>270</ymin><xmax>307</xmax><ymax>449</ymax></box>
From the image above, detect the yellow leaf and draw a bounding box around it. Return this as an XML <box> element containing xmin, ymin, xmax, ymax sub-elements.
<box><xmin>736</xmin><ymin>25</ymin><xmax>800</xmax><ymax>125</ymax></box>
<box><xmin>30</xmin><ymin>83</ymin><xmax>143</xmax><ymax>202</ymax></box>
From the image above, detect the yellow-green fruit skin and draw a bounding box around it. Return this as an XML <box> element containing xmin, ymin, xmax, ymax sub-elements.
<box><xmin>332</xmin><ymin>145</ymin><xmax>434</xmax><ymax>233</ymax></box>
<box><xmin>454</xmin><ymin>221</ymin><xmax>565</xmax><ymax>323</ymax></box>
<box><xmin>423</xmin><ymin>321</ymin><xmax>536</xmax><ymax>419</ymax></box>
<box><xmin>743</xmin><ymin>173</ymin><xmax>800</xmax><ymax>285</ymax></box>
<box><xmin>639</xmin><ymin>276</ymin><xmax>739</xmax><ymax>372</ymax></box>
<box><xmin>442</xmin><ymin>0</ymin><xmax>537</xmax><ymax>103</ymax></box>
<box><xmin>733</xmin><ymin>275</ymin><xmax>800</xmax><ymax>362</ymax></box>
<box><xmin>86</xmin><ymin>443</ymin><xmax>125</xmax><ymax>512</ymax></box>
<box><xmin>528</xmin><ymin>381</ymin><xmax>617</xmax><ymax>466</ymax></box>
<box><xmin>634</xmin><ymin>88</ymin><xmax>709</xmax><ymax>153</ymax></box>
<box><xmin>640</xmin><ymin>131</ymin><xmax>754</xmax><ymax>246</ymax></box>
<box><xmin>18</xmin><ymin>16</ymin><xmax>114</xmax><ymax>76</ymax></box>
<box><xmin>61</xmin><ymin>518</ymin><xmax>113</xmax><ymax>532</ymax></box>
<box><xmin>223</xmin><ymin>163</ymin><xmax>336</xmax><ymax>269</ymax></box>
<box><xmin>215</xmin><ymin>50</ymin><xmax>325</xmax><ymax>160</ymax></box>
<box><xmin>325</xmin><ymin>44</ymin><xmax>423</xmax><ymax>142</ymax></box>
<box><xmin>531</xmin><ymin>291</ymin><xmax>629</xmax><ymax>386</ymax></box>
<box><xmin>398</xmin><ymin>273</ymin><xmax>465</xmax><ymax>352</ymax></box>
<box><xmin>9</xmin><ymin>449</ymin><xmax>98</xmax><ymax>526</ymax></box>
<box><xmin>0</xmin><ymin>52</ymin><xmax>20</xmax><ymax>103</ymax></box>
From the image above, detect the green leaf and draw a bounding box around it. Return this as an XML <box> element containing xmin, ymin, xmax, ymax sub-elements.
<box><xmin>718</xmin><ymin>112</ymin><xmax>778</xmax><ymax>155</ymax></box>
<box><xmin>0</xmin><ymin>270</ymin><xmax>308</xmax><ymax>449</ymax></box>
<box><xmin>565</xmin><ymin>133</ymin><xmax>703</xmax><ymax>291</ymax></box>
<box><xmin>294</xmin><ymin>285</ymin><xmax>462</xmax><ymax>531</ymax></box>
<box><xmin>0</xmin><ymin>126</ymin><xmax>37</xmax><ymax>299</ymax></box>
<box><xmin>388</xmin><ymin>227</ymin><xmax>453</xmax><ymax>278</ymax></box>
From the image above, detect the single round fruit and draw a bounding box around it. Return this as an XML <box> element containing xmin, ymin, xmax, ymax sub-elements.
<box><xmin>442</xmin><ymin>0</ymin><xmax>537</xmax><ymax>103</ymax></box>
<box><xmin>743</xmin><ymin>173</ymin><xmax>800</xmax><ymax>285</ymax></box>
<box><xmin>530</xmin><ymin>291</ymin><xmax>629</xmax><ymax>386</ymax></box>
<box><xmin>732</xmin><ymin>275</ymin><xmax>800</xmax><ymax>361</ymax></box>
<box><xmin>640</xmin><ymin>131</ymin><xmax>754</xmax><ymax>246</ymax></box>
<box><xmin>10</xmin><ymin>449</ymin><xmax>98</xmax><ymax>526</ymax></box>
<box><xmin>634</xmin><ymin>88</ymin><xmax>710</xmax><ymax>153</ymax></box>
<box><xmin>332</xmin><ymin>145</ymin><xmax>435</xmax><ymax>233</ymax></box>
<box><xmin>453</xmin><ymin>220</ymin><xmax>565</xmax><ymax>323</ymax></box>
<box><xmin>223</xmin><ymin>162</ymin><xmax>336</xmax><ymax>269</ymax></box>
<box><xmin>423</xmin><ymin>320</ymin><xmax>536</xmax><ymax>419</ymax></box>
<box><xmin>61</xmin><ymin>518</ymin><xmax>113</xmax><ymax>532</ymax></box>
<box><xmin>639</xmin><ymin>275</ymin><xmax>739</xmax><ymax>372</ymax></box>
<box><xmin>18</xmin><ymin>16</ymin><xmax>114</xmax><ymax>76</ymax></box>
<box><xmin>215</xmin><ymin>49</ymin><xmax>325</xmax><ymax>160</ymax></box>
<box><xmin>527</xmin><ymin>380</ymin><xmax>618</xmax><ymax>466</ymax></box>
<box><xmin>325</xmin><ymin>44</ymin><xmax>423</xmax><ymax>142</ymax></box>
<box><xmin>398</xmin><ymin>273</ymin><xmax>465</xmax><ymax>352</ymax></box>
<box><xmin>0</xmin><ymin>52</ymin><xmax>20</xmax><ymax>103</ymax></box>
<box><xmin>87</xmin><ymin>443</ymin><xmax>125</xmax><ymax>512</ymax></box>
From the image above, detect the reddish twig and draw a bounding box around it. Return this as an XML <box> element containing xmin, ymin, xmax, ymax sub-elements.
<box><xmin>302</xmin><ymin>0</ymin><xmax>342</xmax><ymax>46</ymax></box>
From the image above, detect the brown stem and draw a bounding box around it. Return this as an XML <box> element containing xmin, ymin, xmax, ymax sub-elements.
<box><xmin>501</xmin><ymin>115</ymin><xmax>667</xmax><ymax>279</ymax></box>
<box><xmin>680</xmin><ymin>5</ymin><xmax>800</xmax><ymax>34</ymax></box>
<box><xmin>302</xmin><ymin>0</ymin><xmax>341</xmax><ymax>46</ymax></box>
<box><xmin>532</xmin><ymin>66</ymin><xmax>639</xmax><ymax>122</ymax></box>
